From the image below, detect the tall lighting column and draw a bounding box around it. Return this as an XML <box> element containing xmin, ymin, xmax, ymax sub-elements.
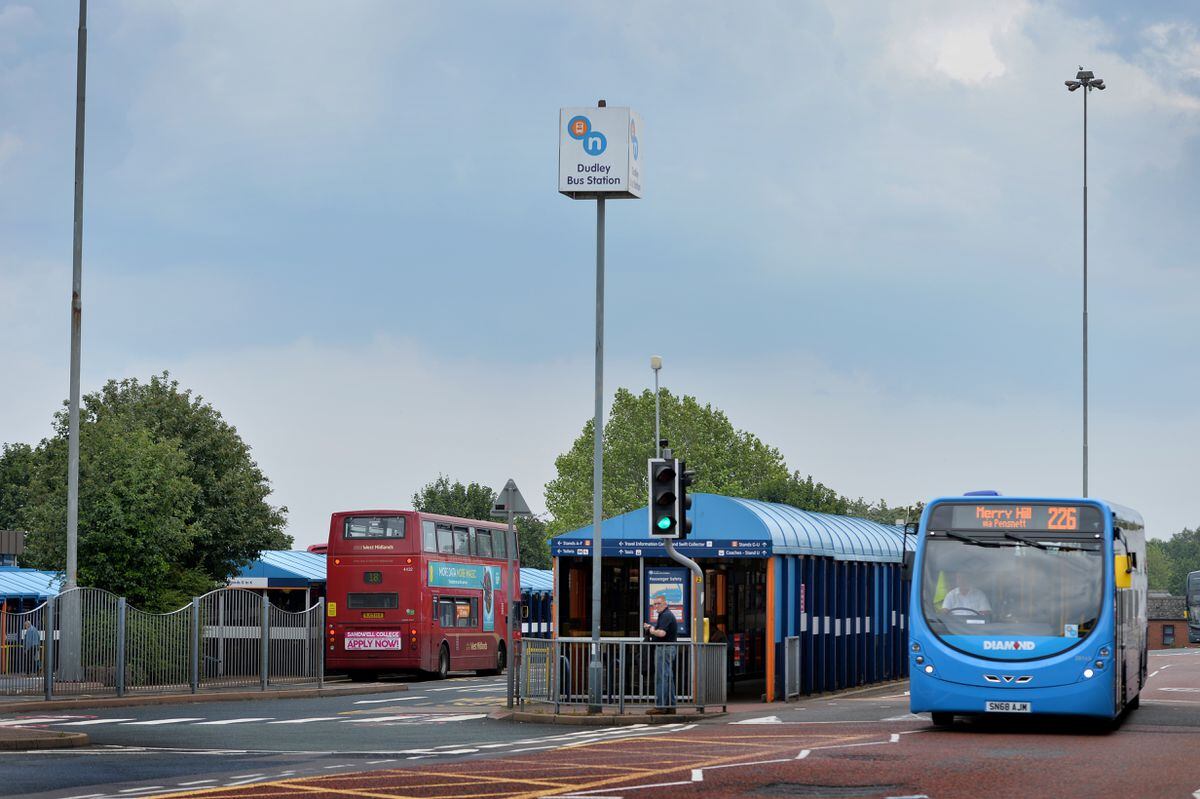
<box><xmin>1064</xmin><ymin>67</ymin><xmax>1105</xmax><ymax>498</ymax></box>
<box><xmin>651</xmin><ymin>355</ymin><xmax>662</xmax><ymax>457</ymax></box>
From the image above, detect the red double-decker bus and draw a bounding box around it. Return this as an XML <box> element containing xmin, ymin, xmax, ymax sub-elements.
<box><xmin>325</xmin><ymin>509</ymin><xmax>519</xmax><ymax>680</ymax></box>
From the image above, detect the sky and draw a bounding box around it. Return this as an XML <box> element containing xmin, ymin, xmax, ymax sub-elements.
<box><xmin>1</xmin><ymin>1</ymin><xmax>1198</xmax><ymax>548</ymax></box>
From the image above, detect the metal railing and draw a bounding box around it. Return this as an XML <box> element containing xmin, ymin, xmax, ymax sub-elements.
<box><xmin>517</xmin><ymin>638</ymin><xmax>726</xmax><ymax>713</ymax></box>
<box><xmin>0</xmin><ymin>588</ymin><xmax>323</xmax><ymax>700</ymax></box>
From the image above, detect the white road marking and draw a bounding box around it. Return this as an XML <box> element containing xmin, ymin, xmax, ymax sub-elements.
<box><xmin>229</xmin><ymin>774</ymin><xmax>264</xmax><ymax>779</ymax></box>
<box><xmin>177</xmin><ymin>780</ymin><xmax>218</xmax><ymax>786</ymax></box>
<box><xmin>0</xmin><ymin>717</ymin><xmax>72</xmax><ymax>726</ymax></box>
<box><xmin>890</xmin><ymin>733</ymin><xmax>901</xmax><ymax>742</ymax></box>
<box><xmin>731</xmin><ymin>715</ymin><xmax>781</xmax><ymax>725</ymax></box>
<box><xmin>366</xmin><ymin>759</ymin><xmax>396</xmax><ymax>764</ymax></box>
<box><xmin>194</xmin><ymin>718</ymin><xmax>274</xmax><ymax>725</ymax></box>
<box><xmin>690</xmin><ymin>769</ymin><xmax>703</xmax><ymax>782</ymax></box>
<box><xmin>119</xmin><ymin>718</ymin><xmax>205</xmax><ymax>726</ymax></box>
<box><xmin>340</xmin><ymin>715</ymin><xmax>421</xmax><ymax>723</ymax></box>
<box><xmin>58</xmin><ymin>793</ymin><xmax>106</xmax><ymax>799</ymax></box>
<box><xmin>56</xmin><ymin>718</ymin><xmax>136</xmax><ymax>726</ymax></box>
<box><xmin>425</xmin><ymin>713</ymin><xmax>488</xmax><ymax>722</ymax></box>
<box><xmin>118</xmin><ymin>788</ymin><xmax>165</xmax><ymax>795</ymax></box>
<box><xmin>354</xmin><ymin>697</ymin><xmax>423</xmax><ymax>704</ymax></box>
<box><xmin>266</xmin><ymin>717</ymin><xmax>342</xmax><ymax>724</ymax></box>
<box><xmin>796</xmin><ymin>750</ymin><xmax>811</xmax><ymax>759</ymax></box>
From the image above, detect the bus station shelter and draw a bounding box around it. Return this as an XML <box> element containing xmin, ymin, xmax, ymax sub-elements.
<box><xmin>520</xmin><ymin>568</ymin><xmax>554</xmax><ymax>637</ymax></box>
<box><xmin>228</xmin><ymin>550</ymin><xmax>327</xmax><ymax>611</ymax></box>
<box><xmin>0</xmin><ymin>567</ymin><xmax>60</xmax><ymax>613</ymax></box>
<box><xmin>550</xmin><ymin>493</ymin><xmax>913</xmax><ymax>701</ymax></box>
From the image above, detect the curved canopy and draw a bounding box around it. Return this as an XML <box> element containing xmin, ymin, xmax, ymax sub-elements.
<box><xmin>520</xmin><ymin>568</ymin><xmax>553</xmax><ymax>593</ymax></box>
<box><xmin>0</xmin><ymin>567</ymin><xmax>61</xmax><ymax>602</ymax></box>
<box><xmin>230</xmin><ymin>550</ymin><xmax>327</xmax><ymax>589</ymax></box>
<box><xmin>550</xmin><ymin>493</ymin><xmax>912</xmax><ymax>563</ymax></box>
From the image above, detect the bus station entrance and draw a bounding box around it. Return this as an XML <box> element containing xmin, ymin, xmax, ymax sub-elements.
<box><xmin>550</xmin><ymin>493</ymin><xmax>912</xmax><ymax>701</ymax></box>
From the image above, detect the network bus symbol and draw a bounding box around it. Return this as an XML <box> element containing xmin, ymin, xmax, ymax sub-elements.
<box><xmin>567</xmin><ymin>115</ymin><xmax>607</xmax><ymax>156</ymax></box>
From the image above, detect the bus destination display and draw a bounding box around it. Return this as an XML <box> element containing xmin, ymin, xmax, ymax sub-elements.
<box><xmin>948</xmin><ymin>504</ymin><xmax>1100</xmax><ymax>532</ymax></box>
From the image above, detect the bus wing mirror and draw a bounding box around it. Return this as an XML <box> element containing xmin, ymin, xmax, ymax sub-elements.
<box><xmin>902</xmin><ymin>550</ymin><xmax>915</xmax><ymax>581</ymax></box>
<box><xmin>904</xmin><ymin>522</ymin><xmax>919</xmax><ymax>537</ymax></box>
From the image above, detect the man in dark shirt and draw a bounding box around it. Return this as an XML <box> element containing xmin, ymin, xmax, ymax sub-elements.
<box><xmin>642</xmin><ymin>594</ymin><xmax>678</xmax><ymax>714</ymax></box>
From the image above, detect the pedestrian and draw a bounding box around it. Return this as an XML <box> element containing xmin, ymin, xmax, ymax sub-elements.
<box><xmin>642</xmin><ymin>594</ymin><xmax>678</xmax><ymax>714</ymax></box>
<box><xmin>22</xmin><ymin>619</ymin><xmax>42</xmax><ymax>676</ymax></box>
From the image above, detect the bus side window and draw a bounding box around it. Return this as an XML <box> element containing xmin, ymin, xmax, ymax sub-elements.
<box><xmin>437</xmin><ymin>524</ymin><xmax>454</xmax><ymax>555</ymax></box>
<box><xmin>422</xmin><ymin>521</ymin><xmax>437</xmax><ymax>553</ymax></box>
<box><xmin>438</xmin><ymin>598</ymin><xmax>456</xmax><ymax>628</ymax></box>
<box><xmin>455</xmin><ymin>598</ymin><xmax>477</xmax><ymax>628</ymax></box>
<box><xmin>453</xmin><ymin>526</ymin><xmax>470</xmax><ymax>556</ymax></box>
<box><xmin>476</xmin><ymin>529</ymin><xmax>494</xmax><ymax>559</ymax></box>
<box><xmin>493</xmin><ymin>530</ymin><xmax>506</xmax><ymax>560</ymax></box>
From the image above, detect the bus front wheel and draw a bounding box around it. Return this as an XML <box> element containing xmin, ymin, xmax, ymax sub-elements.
<box><xmin>931</xmin><ymin>712</ymin><xmax>955</xmax><ymax>727</ymax></box>
<box><xmin>436</xmin><ymin>644</ymin><xmax>451</xmax><ymax>680</ymax></box>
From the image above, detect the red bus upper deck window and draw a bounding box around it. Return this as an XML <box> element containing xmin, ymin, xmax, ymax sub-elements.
<box><xmin>344</xmin><ymin>515</ymin><xmax>406</xmax><ymax>539</ymax></box>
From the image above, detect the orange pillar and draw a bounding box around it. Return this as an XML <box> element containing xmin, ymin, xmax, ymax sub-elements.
<box><xmin>766</xmin><ymin>557</ymin><xmax>776</xmax><ymax>702</ymax></box>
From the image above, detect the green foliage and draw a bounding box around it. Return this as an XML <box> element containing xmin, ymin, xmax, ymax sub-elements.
<box><xmin>412</xmin><ymin>475</ymin><xmax>552</xmax><ymax>569</ymax></box>
<box><xmin>544</xmin><ymin>387</ymin><xmax>919</xmax><ymax>536</ymax></box>
<box><xmin>0</xmin><ymin>442</ymin><xmax>34</xmax><ymax>530</ymax></box>
<box><xmin>411</xmin><ymin>475</ymin><xmax>496</xmax><ymax>521</ymax></box>
<box><xmin>6</xmin><ymin>372</ymin><xmax>290</xmax><ymax>610</ymax></box>
<box><xmin>1147</xmin><ymin>528</ymin><xmax>1200</xmax><ymax>595</ymax></box>
<box><xmin>21</xmin><ymin>416</ymin><xmax>202</xmax><ymax>610</ymax></box>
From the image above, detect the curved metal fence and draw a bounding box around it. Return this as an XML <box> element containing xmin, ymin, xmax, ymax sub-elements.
<box><xmin>0</xmin><ymin>588</ymin><xmax>323</xmax><ymax>699</ymax></box>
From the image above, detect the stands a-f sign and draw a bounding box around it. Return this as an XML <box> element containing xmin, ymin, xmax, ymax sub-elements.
<box><xmin>559</xmin><ymin>107</ymin><xmax>643</xmax><ymax>199</ymax></box>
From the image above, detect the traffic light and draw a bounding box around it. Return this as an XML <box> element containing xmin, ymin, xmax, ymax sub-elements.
<box><xmin>679</xmin><ymin>461</ymin><xmax>694</xmax><ymax>539</ymax></box>
<box><xmin>648</xmin><ymin>458</ymin><xmax>678</xmax><ymax>537</ymax></box>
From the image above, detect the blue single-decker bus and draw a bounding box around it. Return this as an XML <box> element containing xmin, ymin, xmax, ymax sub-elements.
<box><xmin>909</xmin><ymin>494</ymin><xmax>1146</xmax><ymax>725</ymax></box>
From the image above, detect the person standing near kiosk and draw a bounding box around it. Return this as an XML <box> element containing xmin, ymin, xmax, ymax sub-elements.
<box><xmin>643</xmin><ymin>593</ymin><xmax>678</xmax><ymax>714</ymax></box>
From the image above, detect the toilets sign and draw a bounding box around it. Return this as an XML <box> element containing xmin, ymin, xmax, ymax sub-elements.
<box><xmin>559</xmin><ymin>107</ymin><xmax>643</xmax><ymax>199</ymax></box>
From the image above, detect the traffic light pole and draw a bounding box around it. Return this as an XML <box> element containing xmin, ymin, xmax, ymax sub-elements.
<box><xmin>588</xmin><ymin>195</ymin><xmax>605</xmax><ymax>713</ymax></box>
<box><xmin>662</xmin><ymin>540</ymin><xmax>703</xmax><ymax>643</ymax></box>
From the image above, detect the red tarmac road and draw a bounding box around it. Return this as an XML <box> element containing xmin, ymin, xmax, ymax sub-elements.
<box><xmin>151</xmin><ymin>650</ymin><xmax>1200</xmax><ymax>799</ymax></box>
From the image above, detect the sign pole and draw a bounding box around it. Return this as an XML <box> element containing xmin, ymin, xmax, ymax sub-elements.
<box><xmin>558</xmin><ymin>99</ymin><xmax>642</xmax><ymax>714</ymax></box>
<box><xmin>589</xmin><ymin>190</ymin><xmax>605</xmax><ymax>713</ymax></box>
<box><xmin>506</xmin><ymin>489</ymin><xmax>516</xmax><ymax>709</ymax></box>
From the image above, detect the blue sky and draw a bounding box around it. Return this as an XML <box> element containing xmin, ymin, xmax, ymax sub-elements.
<box><xmin>2</xmin><ymin>1</ymin><xmax>1197</xmax><ymax>546</ymax></box>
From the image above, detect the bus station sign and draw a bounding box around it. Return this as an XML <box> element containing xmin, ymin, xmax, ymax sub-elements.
<box><xmin>559</xmin><ymin>106</ymin><xmax>643</xmax><ymax>199</ymax></box>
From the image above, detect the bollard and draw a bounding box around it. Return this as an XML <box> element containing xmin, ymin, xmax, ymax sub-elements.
<box><xmin>43</xmin><ymin>596</ymin><xmax>55</xmax><ymax>701</ymax></box>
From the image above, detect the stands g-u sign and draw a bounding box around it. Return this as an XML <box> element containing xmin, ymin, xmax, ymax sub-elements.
<box><xmin>559</xmin><ymin>106</ymin><xmax>643</xmax><ymax>200</ymax></box>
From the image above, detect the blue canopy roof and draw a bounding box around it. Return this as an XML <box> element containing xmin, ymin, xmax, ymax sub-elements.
<box><xmin>550</xmin><ymin>493</ymin><xmax>913</xmax><ymax>563</ymax></box>
<box><xmin>520</xmin><ymin>568</ymin><xmax>553</xmax><ymax>593</ymax></box>
<box><xmin>0</xmin><ymin>567</ymin><xmax>61</xmax><ymax>602</ymax></box>
<box><xmin>230</xmin><ymin>550</ymin><xmax>327</xmax><ymax>589</ymax></box>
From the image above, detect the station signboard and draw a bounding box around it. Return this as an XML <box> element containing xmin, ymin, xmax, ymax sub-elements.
<box><xmin>559</xmin><ymin>106</ymin><xmax>643</xmax><ymax>199</ymax></box>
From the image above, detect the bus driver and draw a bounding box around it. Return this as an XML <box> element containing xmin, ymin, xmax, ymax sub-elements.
<box><xmin>942</xmin><ymin>572</ymin><xmax>992</xmax><ymax>618</ymax></box>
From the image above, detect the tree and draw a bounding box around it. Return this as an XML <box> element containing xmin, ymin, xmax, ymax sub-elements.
<box><xmin>411</xmin><ymin>476</ymin><xmax>496</xmax><ymax>521</ymax></box>
<box><xmin>547</xmin><ymin>388</ymin><xmax>797</xmax><ymax>536</ymax></box>
<box><xmin>0</xmin><ymin>443</ymin><xmax>35</xmax><ymax>530</ymax></box>
<box><xmin>79</xmin><ymin>373</ymin><xmax>290</xmax><ymax>580</ymax></box>
<box><xmin>9</xmin><ymin>372</ymin><xmax>290</xmax><ymax>609</ymax></box>
<box><xmin>544</xmin><ymin>387</ymin><xmax>922</xmax><ymax>537</ymax></box>
<box><xmin>21</xmin><ymin>415</ymin><xmax>206</xmax><ymax>610</ymax></box>
<box><xmin>412</xmin><ymin>475</ymin><xmax>552</xmax><ymax>569</ymax></box>
<box><xmin>1147</xmin><ymin>527</ymin><xmax>1200</xmax><ymax>595</ymax></box>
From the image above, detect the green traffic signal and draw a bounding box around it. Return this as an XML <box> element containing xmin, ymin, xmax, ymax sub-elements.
<box><xmin>656</xmin><ymin>516</ymin><xmax>672</xmax><ymax>530</ymax></box>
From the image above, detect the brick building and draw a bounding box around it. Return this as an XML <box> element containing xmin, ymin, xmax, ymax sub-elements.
<box><xmin>1148</xmin><ymin>591</ymin><xmax>1188</xmax><ymax>650</ymax></box>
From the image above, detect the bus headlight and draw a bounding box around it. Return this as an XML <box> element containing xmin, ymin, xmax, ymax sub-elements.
<box><xmin>1099</xmin><ymin>647</ymin><xmax>1110</xmax><ymax>657</ymax></box>
<box><xmin>1095</xmin><ymin>660</ymin><xmax>1104</xmax><ymax>669</ymax></box>
<box><xmin>915</xmin><ymin>656</ymin><xmax>924</xmax><ymax>665</ymax></box>
<box><xmin>911</xmin><ymin>642</ymin><xmax>921</xmax><ymax>653</ymax></box>
<box><xmin>1083</xmin><ymin>668</ymin><xmax>1094</xmax><ymax>679</ymax></box>
<box><xmin>924</xmin><ymin>665</ymin><xmax>934</xmax><ymax>674</ymax></box>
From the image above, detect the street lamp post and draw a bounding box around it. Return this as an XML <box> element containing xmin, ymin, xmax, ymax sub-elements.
<box><xmin>650</xmin><ymin>356</ymin><xmax>662</xmax><ymax>458</ymax></box>
<box><xmin>1064</xmin><ymin>67</ymin><xmax>1105</xmax><ymax>498</ymax></box>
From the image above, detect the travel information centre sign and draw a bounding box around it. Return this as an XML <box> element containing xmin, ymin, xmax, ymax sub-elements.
<box><xmin>559</xmin><ymin>106</ymin><xmax>643</xmax><ymax>199</ymax></box>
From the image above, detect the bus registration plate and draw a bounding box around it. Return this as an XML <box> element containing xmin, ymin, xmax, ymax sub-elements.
<box><xmin>345</xmin><ymin>631</ymin><xmax>403</xmax><ymax>651</ymax></box>
<box><xmin>985</xmin><ymin>701</ymin><xmax>1031</xmax><ymax>713</ymax></box>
